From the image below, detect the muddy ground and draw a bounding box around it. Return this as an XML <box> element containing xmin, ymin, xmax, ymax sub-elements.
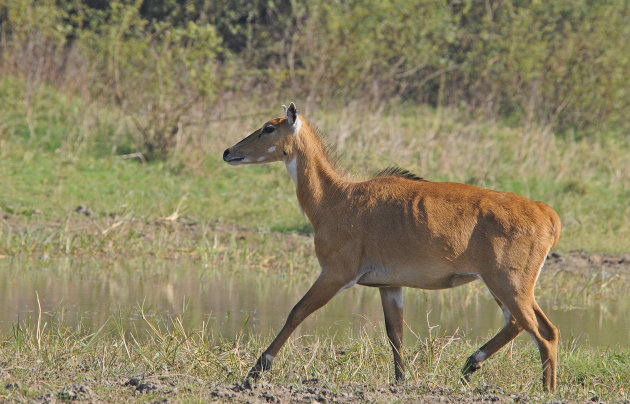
<box><xmin>208</xmin><ymin>379</ymin><xmax>533</xmax><ymax>403</ymax></box>
<box><xmin>25</xmin><ymin>372</ymin><xmax>606</xmax><ymax>403</ymax></box>
<box><xmin>25</xmin><ymin>376</ymin><xmax>543</xmax><ymax>403</ymax></box>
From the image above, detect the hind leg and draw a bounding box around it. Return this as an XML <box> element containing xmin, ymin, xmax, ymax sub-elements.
<box><xmin>486</xmin><ymin>285</ymin><xmax>559</xmax><ymax>392</ymax></box>
<box><xmin>527</xmin><ymin>302</ymin><xmax>559</xmax><ymax>392</ymax></box>
<box><xmin>462</xmin><ymin>296</ymin><xmax>523</xmax><ymax>381</ymax></box>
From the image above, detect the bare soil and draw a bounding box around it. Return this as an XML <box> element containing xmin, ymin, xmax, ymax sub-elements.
<box><xmin>27</xmin><ymin>376</ymin><xmax>538</xmax><ymax>403</ymax></box>
<box><xmin>207</xmin><ymin>379</ymin><xmax>533</xmax><ymax>403</ymax></box>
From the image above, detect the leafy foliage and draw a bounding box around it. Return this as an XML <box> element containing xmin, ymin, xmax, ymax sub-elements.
<box><xmin>1</xmin><ymin>0</ymin><xmax>629</xmax><ymax>156</ymax></box>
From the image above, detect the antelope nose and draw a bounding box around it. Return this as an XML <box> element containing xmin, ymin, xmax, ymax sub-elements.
<box><xmin>223</xmin><ymin>148</ymin><xmax>230</xmax><ymax>161</ymax></box>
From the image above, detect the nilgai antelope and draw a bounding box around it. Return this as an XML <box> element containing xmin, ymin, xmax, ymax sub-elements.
<box><xmin>223</xmin><ymin>103</ymin><xmax>561</xmax><ymax>392</ymax></box>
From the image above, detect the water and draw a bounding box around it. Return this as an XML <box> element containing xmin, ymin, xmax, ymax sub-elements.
<box><xmin>0</xmin><ymin>257</ymin><xmax>628</xmax><ymax>346</ymax></box>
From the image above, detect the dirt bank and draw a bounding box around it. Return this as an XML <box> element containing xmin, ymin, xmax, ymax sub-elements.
<box><xmin>544</xmin><ymin>251</ymin><xmax>630</xmax><ymax>276</ymax></box>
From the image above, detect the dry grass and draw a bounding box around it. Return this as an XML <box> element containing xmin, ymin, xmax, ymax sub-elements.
<box><xmin>0</xmin><ymin>300</ymin><xmax>627</xmax><ymax>402</ymax></box>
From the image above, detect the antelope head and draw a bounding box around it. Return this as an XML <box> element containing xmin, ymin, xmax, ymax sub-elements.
<box><xmin>223</xmin><ymin>102</ymin><xmax>301</xmax><ymax>165</ymax></box>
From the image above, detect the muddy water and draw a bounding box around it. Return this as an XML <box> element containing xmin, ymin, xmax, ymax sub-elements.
<box><xmin>0</xmin><ymin>257</ymin><xmax>628</xmax><ymax>346</ymax></box>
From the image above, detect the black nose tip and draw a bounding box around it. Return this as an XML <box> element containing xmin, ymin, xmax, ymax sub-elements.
<box><xmin>223</xmin><ymin>148</ymin><xmax>230</xmax><ymax>160</ymax></box>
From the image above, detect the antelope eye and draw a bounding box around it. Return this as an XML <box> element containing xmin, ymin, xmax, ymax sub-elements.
<box><xmin>263</xmin><ymin>125</ymin><xmax>276</xmax><ymax>134</ymax></box>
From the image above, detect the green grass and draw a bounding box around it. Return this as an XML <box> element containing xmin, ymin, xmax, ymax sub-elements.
<box><xmin>1</xmin><ymin>142</ymin><xmax>629</xmax><ymax>255</ymax></box>
<box><xmin>1</xmin><ymin>135</ymin><xmax>629</xmax><ymax>254</ymax></box>
<box><xmin>0</xmin><ymin>144</ymin><xmax>303</xmax><ymax>231</ymax></box>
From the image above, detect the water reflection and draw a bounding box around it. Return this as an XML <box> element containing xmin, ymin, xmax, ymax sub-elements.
<box><xmin>0</xmin><ymin>257</ymin><xmax>627</xmax><ymax>346</ymax></box>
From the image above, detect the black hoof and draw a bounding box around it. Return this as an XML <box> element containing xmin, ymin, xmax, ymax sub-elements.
<box><xmin>243</xmin><ymin>354</ymin><xmax>273</xmax><ymax>388</ymax></box>
<box><xmin>461</xmin><ymin>357</ymin><xmax>481</xmax><ymax>381</ymax></box>
<box><xmin>244</xmin><ymin>368</ymin><xmax>262</xmax><ymax>388</ymax></box>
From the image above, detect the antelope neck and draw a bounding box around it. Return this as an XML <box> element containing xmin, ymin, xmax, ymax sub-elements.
<box><xmin>289</xmin><ymin>122</ymin><xmax>349</xmax><ymax>226</ymax></box>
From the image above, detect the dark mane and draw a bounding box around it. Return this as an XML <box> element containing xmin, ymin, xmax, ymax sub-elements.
<box><xmin>373</xmin><ymin>166</ymin><xmax>428</xmax><ymax>182</ymax></box>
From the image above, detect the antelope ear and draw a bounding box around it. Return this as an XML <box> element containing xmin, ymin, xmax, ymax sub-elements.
<box><xmin>285</xmin><ymin>102</ymin><xmax>298</xmax><ymax>126</ymax></box>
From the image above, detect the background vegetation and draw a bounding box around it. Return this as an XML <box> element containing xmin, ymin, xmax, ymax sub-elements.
<box><xmin>3</xmin><ymin>0</ymin><xmax>630</xmax><ymax>139</ymax></box>
<box><xmin>1</xmin><ymin>0</ymin><xmax>629</xmax><ymax>252</ymax></box>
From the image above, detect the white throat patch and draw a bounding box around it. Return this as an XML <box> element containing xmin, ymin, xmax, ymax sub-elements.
<box><xmin>285</xmin><ymin>156</ymin><xmax>298</xmax><ymax>188</ymax></box>
<box><xmin>285</xmin><ymin>155</ymin><xmax>304</xmax><ymax>215</ymax></box>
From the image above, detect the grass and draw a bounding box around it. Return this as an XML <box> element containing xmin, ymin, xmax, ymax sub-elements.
<box><xmin>0</xmin><ymin>303</ymin><xmax>628</xmax><ymax>402</ymax></box>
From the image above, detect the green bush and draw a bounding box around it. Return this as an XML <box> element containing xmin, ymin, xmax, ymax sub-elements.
<box><xmin>202</xmin><ymin>0</ymin><xmax>630</xmax><ymax>134</ymax></box>
<box><xmin>1</xmin><ymin>0</ymin><xmax>628</xmax><ymax>156</ymax></box>
<box><xmin>77</xmin><ymin>1</ymin><xmax>223</xmax><ymax>159</ymax></box>
<box><xmin>451</xmin><ymin>0</ymin><xmax>630</xmax><ymax>133</ymax></box>
<box><xmin>1</xmin><ymin>0</ymin><xmax>223</xmax><ymax>159</ymax></box>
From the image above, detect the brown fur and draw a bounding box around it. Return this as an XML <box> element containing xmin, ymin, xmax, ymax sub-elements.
<box><xmin>224</xmin><ymin>105</ymin><xmax>561</xmax><ymax>392</ymax></box>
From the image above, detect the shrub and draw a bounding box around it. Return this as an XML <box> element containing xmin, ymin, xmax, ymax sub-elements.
<box><xmin>1</xmin><ymin>0</ymin><xmax>629</xmax><ymax>156</ymax></box>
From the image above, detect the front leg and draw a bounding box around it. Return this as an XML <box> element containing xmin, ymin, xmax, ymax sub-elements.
<box><xmin>244</xmin><ymin>273</ymin><xmax>351</xmax><ymax>388</ymax></box>
<box><xmin>380</xmin><ymin>287</ymin><xmax>405</xmax><ymax>382</ymax></box>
